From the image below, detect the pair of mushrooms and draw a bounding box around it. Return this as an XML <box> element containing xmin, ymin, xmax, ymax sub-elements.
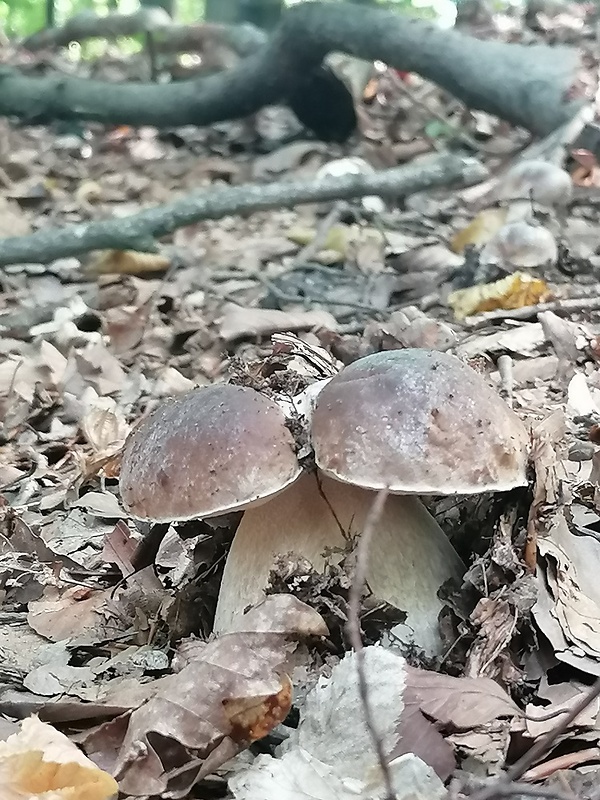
<box><xmin>119</xmin><ymin>349</ymin><xmax>529</xmax><ymax>655</ymax></box>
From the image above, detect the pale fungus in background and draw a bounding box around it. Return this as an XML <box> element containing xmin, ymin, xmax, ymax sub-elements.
<box><xmin>480</xmin><ymin>220</ymin><xmax>559</xmax><ymax>269</ymax></box>
<box><xmin>495</xmin><ymin>159</ymin><xmax>573</xmax><ymax>208</ymax></box>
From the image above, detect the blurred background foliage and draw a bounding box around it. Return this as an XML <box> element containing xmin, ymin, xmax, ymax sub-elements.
<box><xmin>1</xmin><ymin>0</ymin><xmax>455</xmax><ymax>39</ymax></box>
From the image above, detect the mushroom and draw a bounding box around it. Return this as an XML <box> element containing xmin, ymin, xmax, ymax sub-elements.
<box><xmin>213</xmin><ymin>349</ymin><xmax>529</xmax><ymax>654</ymax></box>
<box><xmin>119</xmin><ymin>384</ymin><xmax>302</xmax><ymax>523</ymax></box>
<box><xmin>480</xmin><ymin>220</ymin><xmax>558</xmax><ymax>269</ymax></box>
<box><xmin>495</xmin><ymin>160</ymin><xmax>573</xmax><ymax>208</ymax></box>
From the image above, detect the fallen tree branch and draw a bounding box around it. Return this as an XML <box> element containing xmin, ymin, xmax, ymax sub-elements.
<box><xmin>1</xmin><ymin>2</ymin><xmax>585</xmax><ymax>136</ymax></box>
<box><xmin>0</xmin><ymin>152</ymin><xmax>485</xmax><ymax>267</ymax></box>
<box><xmin>23</xmin><ymin>10</ymin><xmax>267</xmax><ymax>59</ymax></box>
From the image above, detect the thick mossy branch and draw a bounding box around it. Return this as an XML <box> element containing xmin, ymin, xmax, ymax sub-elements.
<box><xmin>4</xmin><ymin>2</ymin><xmax>584</xmax><ymax>135</ymax></box>
<box><xmin>0</xmin><ymin>153</ymin><xmax>485</xmax><ymax>267</ymax></box>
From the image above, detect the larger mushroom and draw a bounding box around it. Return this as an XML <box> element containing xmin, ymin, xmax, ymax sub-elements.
<box><xmin>119</xmin><ymin>384</ymin><xmax>302</xmax><ymax>524</ymax></box>
<box><xmin>214</xmin><ymin>349</ymin><xmax>529</xmax><ymax>654</ymax></box>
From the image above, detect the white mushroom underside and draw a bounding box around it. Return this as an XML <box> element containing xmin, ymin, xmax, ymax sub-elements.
<box><xmin>213</xmin><ymin>472</ymin><xmax>465</xmax><ymax>655</ymax></box>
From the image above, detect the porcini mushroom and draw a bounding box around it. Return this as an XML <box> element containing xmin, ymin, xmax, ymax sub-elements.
<box><xmin>119</xmin><ymin>384</ymin><xmax>302</xmax><ymax>522</ymax></box>
<box><xmin>214</xmin><ymin>350</ymin><xmax>529</xmax><ymax>654</ymax></box>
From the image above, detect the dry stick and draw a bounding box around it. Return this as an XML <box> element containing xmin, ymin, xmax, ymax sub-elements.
<box><xmin>464</xmin><ymin>778</ymin><xmax>576</xmax><ymax>800</ymax></box>
<box><xmin>463</xmin><ymin>294</ymin><xmax>600</xmax><ymax>329</ymax></box>
<box><xmin>346</xmin><ymin>488</ymin><xmax>392</xmax><ymax>800</ymax></box>
<box><xmin>468</xmin><ymin>677</ymin><xmax>600</xmax><ymax>800</ymax></box>
<box><xmin>0</xmin><ymin>153</ymin><xmax>486</xmax><ymax>268</ymax></box>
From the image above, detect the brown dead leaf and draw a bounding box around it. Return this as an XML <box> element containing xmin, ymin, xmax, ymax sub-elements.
<box><xmin>405</xmin><ymin>665</ymin><xmax>520</xmax><ymax>728</ymax></box>
<box><xmin>28</xmin><ymin>586</ymin><xmax>122</xmax><ymax>643</ymax></box>
<box><xmin>451</xmin><ymin>207</ymin><xmax>508</xmax><ymax>254</ymax></box>
<box><xmin>81</xmin><ymin>396</ymin><xmax>130</xmax><ymax>457</ymax></box>
<box><xmin>102</xmin><ymin>305</ymin><xmax>150</xmax><ymax>354</ymax></box>
<box><xmin>87</xmin><ymin>249</ymin><xmax>170</xmax><ymax>277</ymax></box>
<box><xmin>219</xmin><ymin>303</ymin><xmax>338</xmax><ymax>342</ymax></box>
<box><xmin>82</xmin><ymin>595</ymin><xmax>327</xmax><ymax>797</ymax></box>
<box><xmin>448</xmin><ymin>272</ymin><xmax>550</xmax><ymax>320</ymax></box>
<box><xmin>66</xmin><ymin>341</ymin><xmax>126</xmax><ymax>397</ymax></box>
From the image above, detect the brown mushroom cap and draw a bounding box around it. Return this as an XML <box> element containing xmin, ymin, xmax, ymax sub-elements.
<box><xmin>120</xmin><ymin>384</ymin><xmax>302</xmax><ymax>522</ymax></box>
<box><xmin>311</xmin><ymin>349</ymin><xmax>529</xmax><ymax>494</ymax></box>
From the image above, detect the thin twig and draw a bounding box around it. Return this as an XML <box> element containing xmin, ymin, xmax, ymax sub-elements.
<box><xmin>461</xmin><ymin>776</ymin><xmax>578</xmax><ymax>800</ymax></box>
<box><xmin>293</xmin><ymin>201</ymin><xmax>346</xmax><ymax>267</ymax></box>
<box><xmin>346</xmin><ymin>489</ymin><xmax>392</xmax><ymax>800</ymax></box>
<box><xmin>507</xmin><ymin>678</ymin><xmax>600</xmax><ymax>782</ymax></box>
<box><xmin>463</xmin><ymin>295</ymin><xmax>600</xmax><ymax>330</ymax></box>
<box><xmin>258</xmin><ymin>275</ymin><xmax>387</xmax><ymax>317</ymax></box>
<box><xmin>468</xmin><ymin>677</ymin><xmax>600</xmax><ymax>800</ymax></box>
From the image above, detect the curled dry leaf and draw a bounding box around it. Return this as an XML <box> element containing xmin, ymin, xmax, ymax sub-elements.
<box><xmin>231</xmin><ymin>647</ymin><xmax>450</xmax><ymax>800</ymax></box>
<box><xmin>448</xmin><ymin>272</ymin><xmax>550</xmax><ymax>320</ymax></box>
<box><xmin>86</xmin><ymin>249</ymin><xmax>170</xmax><ymax>277</ymax></box>
<box><xmin>0</xmin><ymin>715</ymin><xmax>118</xmax><ymax>800</ymax></box>
<box><xmin>79</xmin><ymin>395</ymin><xmax>131</xmax><ymax>478</ymax></box>
<box><xmin>218</xmin><ymin>302</ymin><xmax>338</xmax><ymax>342</ymax></box>
<box><xmin>82</xmin><ymin>595</ymin><xmax>327</xmax><ymax>797</ymax></box>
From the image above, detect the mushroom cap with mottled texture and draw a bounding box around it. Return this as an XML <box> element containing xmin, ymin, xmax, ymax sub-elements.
<box><xmin>311</xmin><ymin>349</ymin><xmax>529</xmax><ymax>494</ymax></box>
<box><xmin>120</xmin><ymin>384</ymin><xmax>302</xmax><ymax>522</ymax></box>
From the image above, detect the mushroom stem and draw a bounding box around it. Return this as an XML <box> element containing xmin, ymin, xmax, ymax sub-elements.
<box><xmin>213</xmin><ymin>472</ymin><xmax>464</xmax><ymax>655</ymax></box>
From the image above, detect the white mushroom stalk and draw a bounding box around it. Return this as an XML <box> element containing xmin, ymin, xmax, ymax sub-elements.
<box><xmin>213</xmin><ymin>470</ymin><xmax>463</xmax><ymax>655</ymax></box>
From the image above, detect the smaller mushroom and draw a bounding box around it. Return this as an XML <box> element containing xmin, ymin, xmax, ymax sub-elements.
<box><xmin>119</xmin><ymin>384</ymin><xmax>302</xmax><ymax>522</ymax></box>
<box><xmin>495</xmin><ymin>160</ymin><xmax>573</xmax><ymax>208</ymax></box>
<box><xmin>480</xmin><ymin>220</ymin><xmax>558</xmax><ymax>269</ymax></box>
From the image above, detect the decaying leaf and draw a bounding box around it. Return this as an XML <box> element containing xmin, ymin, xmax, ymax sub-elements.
<box><xmin>78</xmin><ymin>394</ymin><xmax>131</xmax><ymax>478</ymax></box>
<box><xmin>218</xmin><ymin>303</ymin><xmax>337</xmax><ymax>342</ymax></box>
<box><xmin>231</xmin><ymin>647</ymin><xmax>449</xmax><ymax>800</ymax></box>
<box><xmin>535</xmin><ymin>507</ymin><xmax>600</xmax><ymax>672</ymax></box>
<box><xmin>0</xmin><ymin>715</ymin><xmax>118</xmax><ymax>800</ymax></box>
<box><xmin>82</xmin><ymin>595</ymin><xmax>327</xmax><ymax>796</ymax></box>
<box><xmin>87</xmin><ymin>249</ymin><xmax>170</xmax><ymax>276</ymax></box>
<box><xmin>448</xmin><ymin>272</ymin><xmax>550</xmax><ymax>320</ymax></box>
<box><xmin>450</xmin><ymin>207</ymin><xmax>508</xmax><ymax>254</ymax></box>
<box><xmin>287</xmin><ymin>224</ymin><xmax>349</xmax><ymax>257</ymax></box>
<box><xmin>404</xmin><ymin>666</ymin><xmax>520</xmax><ymax>726</ymax></box>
